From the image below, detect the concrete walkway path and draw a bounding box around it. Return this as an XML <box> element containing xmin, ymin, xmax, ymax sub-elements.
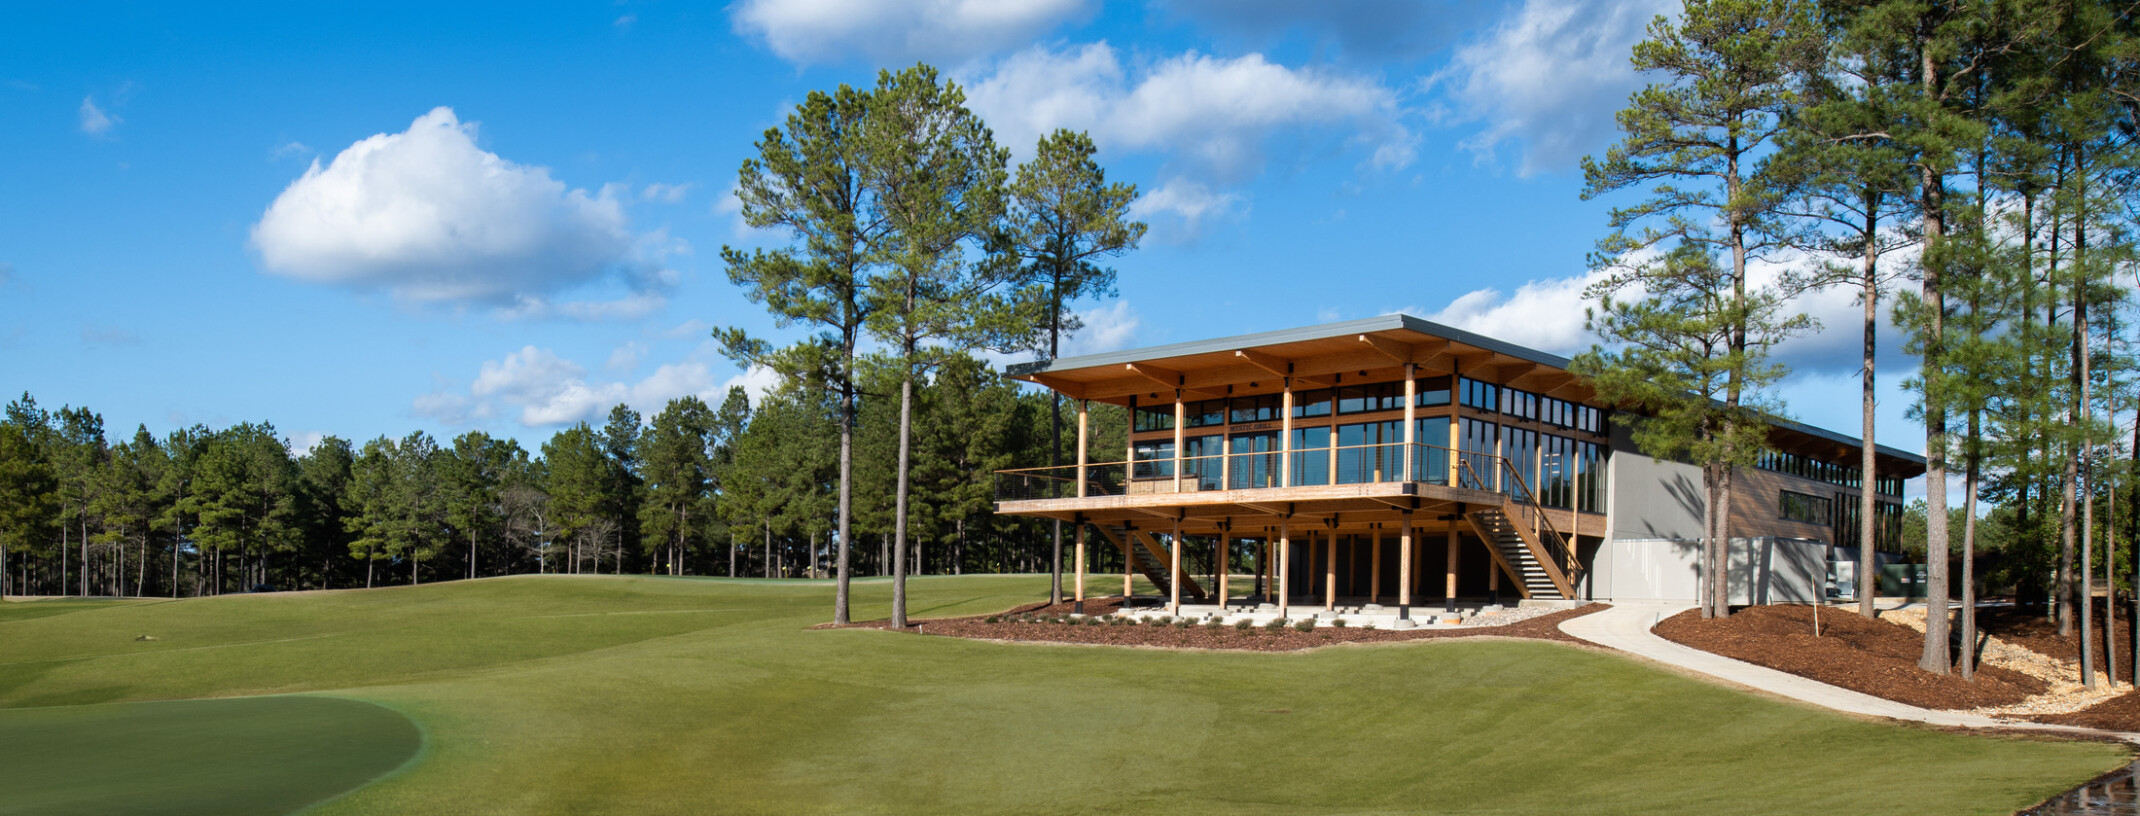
<box><xmin>1560</xmin><ymin>602</ymin><xmax>2140</xmax><ymax>740</ymax></box>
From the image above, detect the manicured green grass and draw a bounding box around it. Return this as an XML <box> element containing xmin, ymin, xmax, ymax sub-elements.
<box><xmin>0</xmin><ymin>696</ymin><xmax>419</xmax><ymax>816</ymax></box>
<box><xmin>0</xmin><ymin>574</ymin><xmax>2126</xmax><ymax>815</ymax></box>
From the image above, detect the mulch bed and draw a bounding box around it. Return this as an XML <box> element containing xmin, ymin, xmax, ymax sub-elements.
<box><xmin>1654</xmin><ymin>605</ymin><xmax>2048</xmax><ymax>710</ymax></box>
<box><xmin>821</xmin><ymin>596</ymin><xmax>1607</xmax><ymax>652</ymax></box>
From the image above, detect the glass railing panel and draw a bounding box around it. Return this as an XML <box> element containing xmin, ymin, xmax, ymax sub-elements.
<box><xmin>1226</xmin><ymin>451</ymin><xmax>1281</xmax><ymax>490</ymax></box>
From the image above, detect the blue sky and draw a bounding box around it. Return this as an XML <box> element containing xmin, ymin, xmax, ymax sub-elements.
<box><xmin>0</xmin><ymin>0</ymin><xmax>1927</xmax><ymax>494</ymax></box>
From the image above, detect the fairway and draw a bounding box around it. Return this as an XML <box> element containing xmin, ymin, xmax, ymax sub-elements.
<box><xmin>0</xmin><ymin>576</ymin><xmax>2127</xmax><ymax>815</ymax></box>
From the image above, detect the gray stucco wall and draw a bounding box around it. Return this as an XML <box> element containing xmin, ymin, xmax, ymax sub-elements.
<box><xmin>1586</xmin><ymin>537</ymin><xmax>1826</xmax><ymax>604</ymax></box>
<box><xmin>1606</xmin><ymin>422</ymin><xmax>1708</xmax><ymax>542</ymax></box>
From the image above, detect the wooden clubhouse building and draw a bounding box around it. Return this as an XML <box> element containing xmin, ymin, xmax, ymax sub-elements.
<box><xmin>994</xmin><ymin>314</ymin><xmax>1924</xmax><ymax>623</ymax></box>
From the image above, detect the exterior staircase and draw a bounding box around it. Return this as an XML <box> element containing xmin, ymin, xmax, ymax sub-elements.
<box><xmin>1094</xmin><ymin>525</ymin><xmax>1207</xmax><ymax>601</ymax></box>
<box><xmin>1466</xmin><ymin>507</ymin><xmax>1567</xmax><ymax>600</ymax></box>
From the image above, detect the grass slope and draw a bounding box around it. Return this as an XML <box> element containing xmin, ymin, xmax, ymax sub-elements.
<box><xmin>1</xmin><ymin>576</ymin><xmax>2126</xmax><ymax>815</ymax></box>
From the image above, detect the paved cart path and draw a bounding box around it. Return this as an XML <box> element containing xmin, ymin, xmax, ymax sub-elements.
<box><xmin>1561</xmin><ymin>602</ymin><xmax>2140</xmax><ymax>741</ymax></box>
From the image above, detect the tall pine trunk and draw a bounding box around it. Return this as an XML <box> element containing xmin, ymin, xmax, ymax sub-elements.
<box><xmin>892</xmin><ymin>368</ymin><xmax>915</xmax><ymax>628</ymax></box>
<box><xmin>1860</xmin><ymin>194</ymin><xmax>1881</xmax><ymax>616</ymax></box>
<box><xmin>1916</xmin><ymin>38</ymin><xmax>1952</xmax><ymax>675</ymax></box>
<box><xmin>834</xmin><ymin>359</ymin><xmax>854</xmax><ymax>623</ymax></box>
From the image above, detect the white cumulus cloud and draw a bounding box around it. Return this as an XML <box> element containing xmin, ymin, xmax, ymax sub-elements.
<box><xmin>1431</xmin><ymin>0</ymin><xmax>1675</xmax><ymax>177</ymax></box>
<box><xmin>251</xmin><ymin>107</ymin><xmax>668</xmax><ymax>313</ymax></box>
<box><xmin>966</xmin><ymin>42</ymin><xmax>1412</xmax><ymax>183</ymax></box>
<box><xmin>423</xmin><ymin>344</ymin><xmax>746</xmax><ymax>428</ymax></box>
<box><xmin>1424</xmin><ymin>270</ymin><xmax>1609</xmax><ymax>356</ymax></box>
<box><xmin>732</xmin><ymin>0</ymin><xmax>1092</xmax><ymax>67</ymax></box>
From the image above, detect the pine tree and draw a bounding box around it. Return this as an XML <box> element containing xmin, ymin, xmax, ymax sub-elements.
<box><xmin>857</xmin><ymin>64</ymin><xmax>1022</xmax><ymax>627</ymax></box>
<box><xmin>1578</xmin><ymin>0</ymin><xmax>1823</xmax><ymax>618</ymax></box>
<box><xmin>1000</xmin><ymin>128</ymin><xmax>1145</xmax><ymax>603</ymax></box>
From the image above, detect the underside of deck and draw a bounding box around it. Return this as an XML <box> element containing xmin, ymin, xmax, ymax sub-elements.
<box><xmin>995</xmin><ymin>479</ymin><xmax>1600</xmax><ymax>536</ymax></box>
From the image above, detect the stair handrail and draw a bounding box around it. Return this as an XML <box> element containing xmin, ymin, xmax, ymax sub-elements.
<box><xmin>1456</xmin><ymin>455</ymin><xmax>1583</xmax><ymax>584</ymax></box>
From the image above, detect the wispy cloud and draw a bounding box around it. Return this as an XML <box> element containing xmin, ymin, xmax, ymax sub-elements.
<box><xmin>78</xmin><ymin>95</ymin><xmax>118</xmax><ymax>136</ymax></box>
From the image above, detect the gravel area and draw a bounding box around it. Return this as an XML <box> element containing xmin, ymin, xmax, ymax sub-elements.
<box><xmin>824</xmin><ymin>597</ymin><xmax>1608</xmax><ymax>652</ymax></box>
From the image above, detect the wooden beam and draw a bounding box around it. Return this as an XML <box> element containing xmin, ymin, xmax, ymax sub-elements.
<box><xmin>1234</xmin><ymin>349</ymin><xmax>1329</xmax><ymax>388</ymax></box>
<box><xmin>1025</xmin><ymin>373</ymin><xmax>1089</xmax><ymax>399</ymax></box>
<box><xmin>1126</xmin><ymin>362</ymin><xmax>1183</xmax><ymax>390</ymax></box>
<box><xmin>1415</xmin><ymin>349</ymin><xmax>1458</xmax><ymax>374</ymax></box>
<box><xmin>1358</xmin><ymin>334</ymin><xmax>1415</xmax><ymax>365</ymax></box>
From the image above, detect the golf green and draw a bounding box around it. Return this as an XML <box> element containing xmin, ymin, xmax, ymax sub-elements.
<box><xmin>0</xmin><ymin>576</ymin><xmax>2127</xmax><ymax>815</ymax></box>
<box><xmin>0</xmin><ymin>696</ymin><xmax>420</xmax><ymax>816</ymax></box>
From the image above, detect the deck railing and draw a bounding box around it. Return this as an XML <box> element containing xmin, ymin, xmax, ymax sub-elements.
<box><xmin>996</xmin><ymin>444</ymin><xmax>1480</xmax><ymax>500</ymax></box>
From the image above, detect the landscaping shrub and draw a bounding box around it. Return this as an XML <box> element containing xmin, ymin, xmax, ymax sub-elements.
<box><xmin>1234</xmin><ymin>619</ymin><xmax>1254</xmax><ymax>631</ymax></box>
<box><xmin>1331</xmin><ymin>619</ymin><xmax>1347</xmax><ymax>628</ymax></box>
<box><xmin>1264</xmin><ymin>618</ymin><xmax>1288</xmax><ymax>631</ymax></box>
<box><xmin>1292</xmin><ymin>619</ymin><xmax>1317</xmax><ymax>633</ymax></box>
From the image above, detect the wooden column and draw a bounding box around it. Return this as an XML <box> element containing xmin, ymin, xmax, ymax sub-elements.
<box><xmin>1399</xmin><ymin>511</ymin><xmax>1414</xmax><ymax>618</ymax></box>
<box><xmin>1403</xmin><ymin>362</ymin><xmax>1417</xmax><ymax>480</ymax></box>
<box><xmin>1278</xmin><ymin>523</ymin><xmax>1291</xmax><ymax>618</ymax></box>
<box><xmin>1445</xmin><ymin>524</ymin><xmax>1460</xmax><ymax>612</ymax></box>
<box><xmin>1371</xmin><ymin>528</ymin><xmax>1383</xmax><ymax>605</ymax></box>
<box><xmin>1324</xmin><ymin>528</ymin><xmax>1337</xmax><ymax>610</ymax></box>
<box><xmin>1172</xmin><ymin>390</ymin><xmax>1186</xmax><ymax>494</ymax></box>
<box><xmin>1075</xmin><ymin>400</ymin><xmax>1090</xmax><ymax>498</ymax></box>
<box><xmin>1281</xmin><ymin>381</ymin><xmax>1295</xmax><ymax>488</ymax></box>
<box><xmin>1169</xmin><ymin>519</ymin><xmax>1183</xmax><ymax>615</ymax></box>
<box><xmin>1448</xmin><ymin>410</ymin><xmax>1462</xmax><ymax>485</ymax></box>
<box><xmin>1074</xmin><ymin>519</ymin><xmax>1086</xmax><ymax>610</ymax></box>
<box><xmin>1123</xmin><ymin>524</ymin><xmax>1134</xmax><ymax>601</ymax></box>
<box><xmin>1488</xmin><ymin>547</ymin><xmax>1501</xmax><ymax>603</ymax></box>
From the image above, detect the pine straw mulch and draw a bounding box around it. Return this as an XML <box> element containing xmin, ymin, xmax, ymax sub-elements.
<box><xmin>1655</xmin><ymin>604</ymin><xmax>2049</xmax><ymax>711</ymax></box>
<box><xmin>1977</xmin><ymin>600</ymin><xmax>2135</xmax><ymax>667</ymax></box>
<box><xmin>819</xmin><ymin>596</ymin><xmax>1608</xmax><ymax>652</ymax></box>
<box><xmin>1980</xmin><ymin>600</ymin><xmax>2140</xmax><ymax>732</ymax></box>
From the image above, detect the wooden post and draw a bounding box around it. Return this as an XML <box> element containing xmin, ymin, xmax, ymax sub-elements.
<box><xmin>1076</xmin><ymin>400</ymin><xmax>1090</xmax><ymax>498</ymax></box>
<box><xmin>1398</xmin><ymin>512</ymin><xmax>1413</xmax><ymax>618</ymax></box>
<box><xmin>1281</xmin><ymin>381</ymin><xmax>1294</xmax><ymax>488</ymax></box>
<box><xmin>1371</xmin><ymin>528</ymin><xmax>1383</xmax><ymax>604</ymax></box>
<box><xmin>1074</xmin><ymin>520</ymin><xmax>1087</xmax><ymax>612</ymax></box>
<box><xmin>1403</xmin><ymin>362</ymin><xmax>1417</xmax><ymax>480</ymax></box>
<box><xmin>1325</xmin><ymin>528</ymin><xmax>1337</xmax><ymax>610</ymax></box>
<box><xmin>1173</xmin><ymin>390</ymin><xmax>1186</xmax><ymax>494</ymax></box>
<box><xmin>1123</xmin><ymin>524</ymin><xmax>1134</xmax><ymax>602</ymax></box>
<box><xmin>1169</xmin><ymin>518</ymin><xmax>1182</xmax><ymax>615</ymax></box>
<box><xmin>1445</xmin><ymin>524</ymin><xmax>1460</xmax><ymax>612</ymax></box>
<box><xmin>1488</xmin><ymin>549</ymin><xmax>1501</xmax><ymax>603</ymax></box>
<box><xmin>1126</xmin><ymin>395</ymin><xmax>1137</xmax><ymax>471</ymax></box>
<box><xmin>1278</xmin><ymin>523</ymin><xmax>1291</xmax><ymax>618</ymax></box>
<box><xmin>1449</xmin><ymin>413</ymin><xmax>1462</xmax><ymax>485</ymax></box>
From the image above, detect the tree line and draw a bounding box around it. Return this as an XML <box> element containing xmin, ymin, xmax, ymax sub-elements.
<box><xmin>0</xmin><ymin>369</ymin><xmax>1130</xmax><ymax>598</ymax></box>
<box><xmin>1576</xmin><ymin>0</ymin><xmax>2140</xmax><ymax>683</ymax></box>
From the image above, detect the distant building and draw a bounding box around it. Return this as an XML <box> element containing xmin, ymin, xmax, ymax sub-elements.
<box><xmin>994</xmin><ymin>314</ymin><xmax>1922</xmax><ymax>617</ymax></box>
